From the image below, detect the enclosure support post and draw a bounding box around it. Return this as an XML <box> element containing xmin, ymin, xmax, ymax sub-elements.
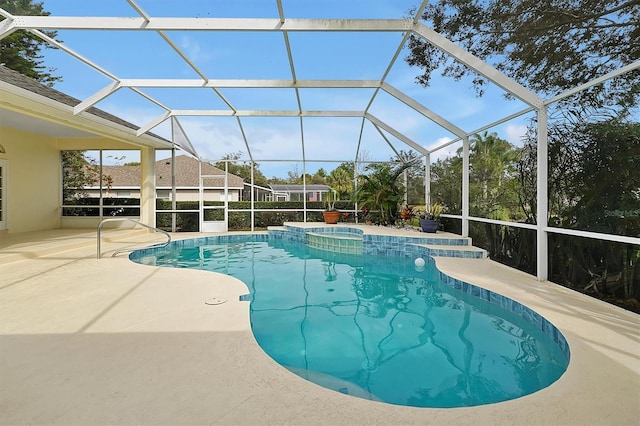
<box><xmin>140</xmin><ymin>146</ymin><xmax>156</xmax><ymax>228</ymax></box>
<box><xmin>403</xmin><ymin>169</ymin><xmax>408</xmax><ymax>206</ymax></box>
<box><xmin>424</xmin><ymin>155</ymin><xmax>430</xmax><ymax>208</ymax></box>
<box><xmin>171</xmin><ymin>148</ymin><xmax>177</xmax><ymax>232</ymax></box>
<box><xmin>250</xmin><ymin>162</ymin><xmax>255</xmax><ymax>232</ymax></box>
<box><xmin>354</xmin><ymin>161</ymin><xmax>359</xmax><ymax>223</ymax></box>
<box><xmin>303</xmin><ymin>161</ymin><xmax>307</xmax><ymax>223</ymax></box>
<box><xmin>462</xmin><ymin>136</ymin><xmax>470</xmax><ymax>237</ymax></box>
<box><xmin>198</xmin><ymin>160</ymin><xmax>203</xmax><ymax>232</ymax></box>
<box><xmin>224</xmin><ymin>161</ymin><xmax>229</xmax><ymax>228</ymax></box>
<box><xmin>536</xmin><ymin>107</ymin><xmax>549</xmax><ymax>281</ymax></box>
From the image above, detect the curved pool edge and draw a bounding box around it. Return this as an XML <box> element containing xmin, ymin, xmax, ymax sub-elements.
<box><xmin>129</xmin><ymin>230</ymin><xmax>571</xmax><ymax>380</ymax></box>
<box><xmin>430</xmin><ymin>257</ymin><xmax>571</xmax><ymax>362</ymax></box>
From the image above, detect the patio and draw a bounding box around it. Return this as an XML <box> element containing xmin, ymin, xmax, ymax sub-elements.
<box><xmin>1</xmin><ymin>229</ymin><xmax>638</xmax><ymax>425</ymax></box>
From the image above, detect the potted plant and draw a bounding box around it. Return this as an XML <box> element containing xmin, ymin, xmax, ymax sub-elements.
<box><xmin>322</xmin><ymin>191</ymin><xmax>340</xmax><ymax>224</ymax></box>
<box><xmin>419</xmin><ymin>203</ymin><xmax>444</xmax><ymax>233</ymax></box>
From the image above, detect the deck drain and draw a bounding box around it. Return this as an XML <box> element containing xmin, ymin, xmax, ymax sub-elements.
<box><xmin>205</xmin><ymin>297</ymin><xmax>227</xmax><ymax>305</ymax></box>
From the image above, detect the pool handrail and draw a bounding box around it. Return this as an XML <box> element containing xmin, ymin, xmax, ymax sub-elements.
<box><xmin>97</xmin><ymin>218</ymin><xmax>171</xmax><ymax>259</ymax></box>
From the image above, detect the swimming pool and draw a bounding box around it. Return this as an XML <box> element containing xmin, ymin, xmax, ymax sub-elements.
<box><xmin>130</xmin><ymin>234</ymin><xmax>569</xmax><ymax>408</ymax></box>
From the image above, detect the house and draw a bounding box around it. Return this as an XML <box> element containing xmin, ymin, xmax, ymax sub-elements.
<box><xmin>266</xmin><ymin>184</ymin><xmax>334</xmax><ymax>202</ymax></box>
<box><xmin>89</xmin><ymin>155</ymin><xmax>245</xmax><ymax>202</ymax></box>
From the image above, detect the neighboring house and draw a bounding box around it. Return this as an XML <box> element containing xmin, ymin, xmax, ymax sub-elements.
<box><xmin>87</xmin><ymin>155</ymin><xmax>245</xmax><ymax>202</ymax></box>
<box><xmin>267</xmin><ymin>184</ymin><xmax>333</xmax><ymax>202</ymax></box>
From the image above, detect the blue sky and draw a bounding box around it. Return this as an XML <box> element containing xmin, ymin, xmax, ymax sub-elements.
<box><xmin>37</xmin><ymin>0</ymin><xmax>534</xmax><ymax>176</ymax></box>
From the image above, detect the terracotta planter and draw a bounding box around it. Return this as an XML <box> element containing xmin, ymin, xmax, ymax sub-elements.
<box><xmin>322</xmin><ymin>211</ymin><xmax>340</xmax><ymax>224</ymax></box>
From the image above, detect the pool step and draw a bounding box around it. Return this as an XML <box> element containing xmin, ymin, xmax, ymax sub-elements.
<box><xmin>418</xmin><ymin>243</ymin><xmax>487</xmax><ymax>259</ymax></box>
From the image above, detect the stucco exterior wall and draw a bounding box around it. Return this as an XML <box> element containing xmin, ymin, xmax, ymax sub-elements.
<box><xmin>0</xmin><ymin>126</ymin><xmax>61</xmax><ymax>233</ymax></box>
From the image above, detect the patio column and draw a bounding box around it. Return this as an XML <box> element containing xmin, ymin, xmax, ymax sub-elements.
<box><xmin>462</xmin><ymin>135</ymin><xmax>470</xmax><ymax>237</ymax></box>
<box><xmin>140</xmin><ymin>146</ymin><xmax>156</xmax><ymax>228</ymax></box>
<box><xmin>536</xmin><ymin>107</ymin><xmax>549</xmax><ymax>281</ymax></box>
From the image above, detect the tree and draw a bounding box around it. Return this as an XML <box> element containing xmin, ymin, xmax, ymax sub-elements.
<box><xmin>311</xmin><ymin>168</ymin><xmax>327</xmax><ymax>184</ymax></box>
<box><xmin>61</xmin><ymin>151</ymin><xmax>100</xmax><ymax>202</ymax></box>
<box><xmin>393</xmin><ymin>150</ymin><xmax>426</xmax><ymax>205</ymax></box>
<box><xmin>406</xmin><ymin>0</ymin><xmax>640</xmax><ymax>108</ymax></box>
<box><xmin>61</xmin><ymin>150</ymin><xmax>114</xmax><ymax>216</ymax></box>
<box><xmin>430</xmin><ymin>155</ymin><xmax>462</xmax><ymax>214</ymax></box>
<box><xmin>326</xmin><ymin>162</ymin><xmax>354</xmax><ymax>200</ymax></box>
<box><xmin>468</xmin><ymin>131</ymin><xmax>520</xmax><ymax>220</ymax></box>
<box><xmin>215</xmin><ymin>151</ymin><xmax>269</xmax><ymax>187</ymax></box>
<box><xmin>0</xmin><ymin>0</ymin><xmax>61</xmax><ymax>86</ymax></box>
<box><xmin>354</xmin><ymin>162</ymin><xmax>414</xmax><ymax>225</ymax></box>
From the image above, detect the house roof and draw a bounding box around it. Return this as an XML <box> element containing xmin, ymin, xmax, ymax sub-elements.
<box><xmin>269</xmin><ymin>184</ymin><xmax>332</xmax><ymax>192</ymax></box>
<box><xmin>103</xmin><ymin>155</ymin><xmax>244</xmax><ymax>189</ymax></box>
<box><xmin>0</xmin><ymin>65</ymin><xmax>170</xmax><ymax>144</ymax></box>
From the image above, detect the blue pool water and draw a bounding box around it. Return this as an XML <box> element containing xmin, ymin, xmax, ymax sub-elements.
<box><xmin>130</xmin><ymin>237</ymin><xmax>569</xmax><ymax>408</ymax></box>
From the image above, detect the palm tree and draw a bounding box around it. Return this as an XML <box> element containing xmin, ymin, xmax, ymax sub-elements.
<box><xmin>354</xmin><ymin>162</ymin><xmax>414</xmax><ymax>225</ymax></box>
<box><xmin>326</xmin><ymin>163</ymin><xmax>354</xmax><ymax>200</ymax></box>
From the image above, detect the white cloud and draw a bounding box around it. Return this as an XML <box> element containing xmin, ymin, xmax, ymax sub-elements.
<box><xmin>427</xmin><ymin>137</ymin><xmax>461</xmax><ymax>163</ymax></box>
<box><xmin>503</xmin><ymin>123</ymin><xmax>529</xmax><ymax>146</ymax></box>
<box><xmin>179</xmin><ymin>35</ymin><xmax>212</xmax><ymax>63</ymax></box>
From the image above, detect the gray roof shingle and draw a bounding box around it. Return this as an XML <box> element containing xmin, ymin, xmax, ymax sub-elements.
<box><xmin>0</xmin><ymin>65</ymin><xmax>169</xmax><ymax>142</ymax></box>
<box><xmin>103</xmin><ymin>155</ymin><xmax>244</xmax><ymax>189</ymax></box>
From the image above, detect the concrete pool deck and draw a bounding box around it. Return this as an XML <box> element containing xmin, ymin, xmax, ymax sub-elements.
<box><xmin>0</xmin><ymin>226</ymin><xmax>638</xmax><ymax>425</ymax></box>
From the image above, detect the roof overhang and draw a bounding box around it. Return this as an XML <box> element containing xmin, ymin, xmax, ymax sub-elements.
<box><xmin>0</xmin><ymin>79</ymin><xmax>174</xmax><ymax>150</ymax></box>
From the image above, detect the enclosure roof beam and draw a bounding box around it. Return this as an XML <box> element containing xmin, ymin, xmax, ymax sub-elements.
<box><xmin>235</xmin><ymin>116</ymin><xmax>254</xmax><ymax>163</ymax></box>
<box><xmin>118</xmin><ymin>79</ymin><xmax>382</xmax><ymax>88</ymax></box>
<box><xmin>545</xmin><ymin>60</ymin><xmax>640</xmax><ymax>106</ymax></box>
<box><xmin>168</xmin><ymin>110</ymin><xmax>364</xmax><ymax>117</ymax></box>
<box><xmin>381</xmin><ymin>83</ymin><xmax>466</xmax><ymax>138</ymax></box>
<box><xmin>365</xmin><ymin>114</ymin><xmax>428</xmax><ymax>156</ymax></box>
<box><xmin>354</xmin><ymin>117</ymin><xmax>367</xmax><ymax>164</ymax></box>
<box><xmin>156</xmin><ymin>30</ymin><xmax>210</xmax><ymax>82</ymax></box>
<box><xmin>0</xmin><ymin>6</ymin><xmax>13</xmax><ymax>19</ymax></box>
<box><xmin>28</xmin><ymin>29</ymin><xmax>119</xmax><ymax>81</ymax></box>
<box><xmin>125</xmin><ymin>0</ymin><xmax>151</xmax><ymax>22</ymax></box>
<box><xmin>129</xmin><ymin>87</ymin><xmax>171</xmax><ymax>111</ymax></box>
<box><xmin>412</xmin><ymin>23</ymin><xmax>544</xmax><ymax>108</ymax></box>
<box><xmin>427</xmin><ymin>105</ymin><xmax>536</xmax><ymax>153</ymax></box>
<box><xmin>363</xmin><ymin>0</ymin><xmax>429</xmax><ymax>115</ymax></box>
<box><xmin>73</xmin><ymin>82</ymin><xmax>121</xmax><ymax>115</ymax></box>
<box><xmin>276</xmin><ymin>0</ymin><xmax>305</xmax><ymax>165</ymax></box>
<box><xmin>9</xmin><ymin>16</ymin><xmax>412</xmax><ymax>32</ymax></box>
<box><xmin>370</xmin><ymin>121</ymin><xmax>402</xmax><ymax>160</ymax></box>
<box><xmin>0</xmin><ymin>12</ymin><xmax>16</xmax><ymax>39</ymax></box>
<box><xmin>137</xmin><ymin>111</ymin><xmax>171</xmax><ymax>137</ymax></box>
